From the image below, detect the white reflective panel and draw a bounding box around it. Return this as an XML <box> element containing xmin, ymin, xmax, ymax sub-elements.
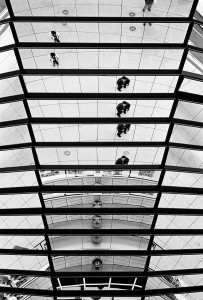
<box><xmin>180</xmin><ymin>78</ymin><xmax>203</xmax><ymax>96</ymax></box>
<box><xmin>159</xmin><ymin>194</ymin><xmax>203</xmax><ymax>209</ymax></box>
<box><xmin>167</xmin><ymin>148</ymin><xmax>203</xmax><ymax>168</ymax></box>
<box><xmin>0</xmin><ymin>171</ymin><xmax>37</xmax><ymax>188</ymax></box>
<box><xmin>19</xmin><ymin>48</ymin><xmax>183</xmax><ymax>70</ymax></box>
<box><xmin>175</xmin><ymin>101</ymin><xmax>203</xmax><ymax>122</ymax></box>
<box><xmin>0</xmin><ymin>50</ymin><xmax>19</xmax><ymax>74</ymax></box>
<box><xmin>0</xmin><ymin>101</ymin><xmax>26</xmax><ymax>122</ymax></box>
<box><xmin>0</xmin><ymin>77</ymin><xmax>23</xmax><ymax>97</ymax></box>
<box><xmin>0</xmin><ymin>194</ymin><xmax>41</xmax><ymax>209</ymax></box>
<box><xmin>36</xmin><ymin>147</ymin><xmax>164</xmax><ymax>165</ymax></box>
<box><xmin>154</xmin><ymin>235</ymin><xmax>203</xmax><ymax>250</ymax></box>
<box><xmin>171</xmin><ymin>125</ymin><xmax>203</xmax><ymax>146</ymax></box>
<box><xmin>24</xmin><ymin>75</ymin><xmax>178</xmax><ymax>93</ymax></box>
<box><xmin>0</xmin><ymin>148</ymin><xmax>34</xmax><ymax>168</ymax></box>
<box><xmin>0</xmin><ymin>235</ymin><xmax>45</xmax><ymax>249</ymax></box>
<box><xmin>28</xmin><ymin>99</ymin><xmax>173</xmax><ymax>118</ymax></box>
<box><xmin>163</xmin><ymin>171</ymin><xmax>203</xmax><ymax>188</ymax></box>
<box><xmin>0</xmin><ymin>125</ymin><xmax>31</xmax><ymax>146</ymax></box>
<box><xmin>156</xmin><ymin>214</ymin><xmax>203</xmax><ymax>230</ymax></box>
<box><xmin>10</xmin><ymin>0</ymin><xmax>193</xmax><ymax>17</ymax></box>
<box><xmin>46</xmin><ymin>214</ymin><xmax>153</xmax><ymax>229</ymax></box>
<box><xmin>150</xmin><ymin>254</ymin><xmax>203</xmax><ymax>271</ymax></box>
<box><xmin>0</xmin><ymin>255</ymin><xmax>49</xmax><ymax>270</ymax></box>
<box><xmin>32</xmin><ymin>124</ymin><xmax>168</xmax><ymax>142</ymax></box>
<box><xmin>0</xmin><ymin>215</ymin><xmax>44</xmax><ymax>229</ymax></box>
<box><xmin>0</xmin><ymin>24</ymin><xmax>14</xmax><ymax>47</ymax></box>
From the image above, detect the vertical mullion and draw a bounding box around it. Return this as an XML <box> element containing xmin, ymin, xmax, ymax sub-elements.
<box><xmin>141</xmin><ymin>1</ymin><xmax>199</xmax><ymax>298</ymax></box>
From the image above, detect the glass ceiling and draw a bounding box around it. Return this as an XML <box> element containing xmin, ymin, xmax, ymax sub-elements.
<box><xmin>0</xmin><ymin>0</ymin><xmax>203</xmax><ymax>300</ymax></box>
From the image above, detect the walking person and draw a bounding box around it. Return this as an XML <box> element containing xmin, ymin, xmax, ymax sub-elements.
<box><xmin>117</xmin><ymin>124</ymin><xmax>131</xmax><ymax>137</ymax></box>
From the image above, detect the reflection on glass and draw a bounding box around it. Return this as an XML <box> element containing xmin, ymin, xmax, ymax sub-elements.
<box><xmin>0</xmin><ymin>50</ymin><xmax>19</xmax><ymax>74</ymax></box>
<box><xmin>0</xmin><ymin>77</ymin><xmax>23</xmax><ymax>98</ymax></box>
<box><xmin>0</xmin><ymin>125</ymin><xmax>31</xmax><ymax>146</ymax></box>
<box><xmin>32</xmin><ymin>124</ymin><xmax>168</xmax><ymax>142</ymax></box>
<box><xmin>180</xmin><ymin>78</ymin><xmax>203</xmax><ymax>96</ymax></box>
<box><xmin>0</xmin><ymin>215</ymin><xmax>44</xmax><ymax>229</ymax></box>
<box><xmin>175</xmin><ymin>101</ymin><xmax>203</xmax><ymax>122</ymax></box>
<box><xmin>159</xmin><ymin>194</ymin><xmax>203</xmax><ymax>209</ymax></box>
<box><xmin>0</xmin><ymin>101</ymin><xmax>26</xmax><ymax>122</ymax></box>
<box><xmin>24</xmin><ymin>75</ymin><xmax>178</xmax><ymax>93</ymax></box>
<box><xmin>20</xmin><ymin>48</ymin><xmax>184</xmax><ymax>70</ymax></box>
<box><xmin>0</xmin><ymin>171</ymin><xmax>37</xmax><ymax>188</ymax></box>
<box><xmin>46</xmin><ymin>214</ymin><xmax>154</xmax><ymax>230</ymax></box>
<box><xmin>52</xmin><ymin>255</ymin><xmax>147</xmax><ymax>272</ymax></box>
<box><xmin>28</xmin><ymin>99</ymin><xmax>173</xmax><ymax>118</ymax></box>
<box><xmin>0</xmin><ymin>148</ymin><xmax>34</xmax><ymax>168</ymax></box>
<box><xmin>171</xmin><ymin>125</ymin><xmax>203</xmax><ymax>146</ymax></box>
<box><xmin>163</xmin><ymin>171</ymin><xmax>203</xmax><ymax>188</ymax></box>
<box><xmin>167</xmin><ymin>148</ymin><xmax>203</xmax><ymax>169</ymax></box>
<box><xmin>44</xmin><ymin>192</ymin><xmax>157</xmax><ymax>208</ymax></box>
<box><xmin>36</xmin><ymin>147</ymin><xmax>165</xmax><ymax>165</ymax></box>
<box><xmin>0</xmin><ymin>255</ymin><xmax>49</xmax><ymax>270</ymax></box>
<box><xmin>40</xmin><ymin>169</ymin><xmax>160</xmax><ymax>186</ymax></box>
<box><xmin>50</xmin><ymin>235</ymin><xmax>150</xmax><ymax>251</ymax></box>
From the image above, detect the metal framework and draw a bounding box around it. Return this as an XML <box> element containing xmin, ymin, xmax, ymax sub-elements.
<box><xmin>1</xmin><ymin>0</ymin><xmax>203</xmax><ymax>299</ymax></box>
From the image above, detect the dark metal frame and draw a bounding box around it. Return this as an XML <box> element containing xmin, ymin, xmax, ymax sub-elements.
<box><xmin>1</xmin><ymin>0</ymin><xmax>203</xmax><ymax>298</ymax></box>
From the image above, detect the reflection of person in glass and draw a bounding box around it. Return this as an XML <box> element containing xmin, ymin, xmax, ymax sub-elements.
<box><xmin>115</xmin><ymin>155</ymin><xmax>129</xmax><ymax>165</ymax></box>
<box><xmin>117</xmin><ymin>123</ymin><xmax>131</xmax><ymax>137</ymax></box>
<box><xmin>117</xmin><ymin>76</ymin><xmax>130</xmax><ymax>92</ymax></box>
<box><xmin>116</xmin><ymin>101</ymin><xmax>131</xmax><ymax>117</ymax></box>
<box><xmin>50</xmin><ymin>30</ymin><xmax>60</xmax><ymax>42</ymax></box>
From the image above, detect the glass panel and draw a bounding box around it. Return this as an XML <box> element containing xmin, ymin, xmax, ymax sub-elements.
<box><xmin>0</xmin><ymin>24</ymin><xmax>14</xmax><ymax>47</ymax></box>
<box><xmin>0</xmin><ymin>194</ymin><xmax>41</xmax><ymax>209</ymax></box>
<box><xmin>0</xmin><ymin>101</ymin><xmax>26</xmax><ymax>122</ymax></box>
<box><xmin>147</xmin><ymin>274</ymin><xmax>203</xmax><ymax>290</ymax></box>
<box><xmin>10</xmin><ymin>0</ymin><xmax>193</xmax><ymax>17</ymax></box>
<box><xmin>24</xmin><ymin>75</ymin><xmax>178</xmax><ymax>93</ymax></box>
<box><xmin>0</xmin><ymin>275</ymin><xmax>52</xmax><ymax>290</ymax></box>
<box><xmin>154</xmin><ymin>235</ymin><xmax>203</xmax><ymax>250</ymax></box>
<box><xmin>44</xmin><ymin>192</ymin><xmax>157</xmax><ymax>208</ymax></box>
<box><xmin>150</xmin><ymin>254</ymin><xmax>203</xmax><ymax>271</ymax></box>
<box><xmin>52</xmin><ymin>255</ymin><xmax>147</xmax><ymax>271</ymax></box>
<box><xmin>184</xmin><ymin>50</ymin><xmax>203</xmax><ymax>73</ymax></box>
<box><xmin>0</xmin><ymin>215</ymin><xmax>44</xmax><ymax>228</ymax></box>
<box><xmin>46</xmin><ymin>214</ymin><xmax>154</xmax><ymax>229</ymax></box>
<box><xmin>32</xmin><ymin>124</ymin><xmax>168</xmax><ymax>142</ymax></box>
<box><xmin>36</xmin><ymin>147</ymin><xmax>165</xmax><ymax>165</ymax></box>
<box><xmin>0</xmin><ymin>148</ymin><xmax>34</xmax><ymax>168</ymax></box>
<box><xmin>0</xmin><ymin>125</ymin><xmax>31</xmax><ymax>146</ymax></box>
<box><xmin>0</xmin><ymin>235</ymin><xmax>45</xmax><ymax>249</ymax></box>
<box><xmin>28</xmin><ymin>99</ymin><xmax>173</xmax><ymax>118</ymax></box>
<box><xmin>163</xmin><ymin>171</ymin><xmax>203</xmax><ymax>188</ymax></box>
<box><xmin>50</xmin><ymin>235</ymin><xmax>150</xmax><ymax>251</ymax></box>
<box><xmin>175</xmin><ymin>101</ymin><xmax>203</xmax><ymax>122</ymax></box>
<box><xmin>14</xmin><ymin>21</ymin><xmax>189</xmax><ymax>43</ymax></box>
<box><xmin>0</xmin><ymin>50</ymin><xmax>19</xmax><ymax>74</ymax></box>
<box><xmin>41</xmin><ymin>169</ymin><xmax>160</xmax><ymax>186</ymax></box>
<box><xmin>0</xmin><ymin>255</ymin><xmax>49</xmax><ymax>270</ymax></box>
<box><xmin>19</xmin><ymin>48</ymin><xmax>183</xmax><ymax>70</ymax></box>
<box><xmin>0</xmin><ymin>171</ymin><xmax>37</xmax><ymax>188</ymax></box>
<box><xmin>180</xmin><ymin>78</ymin><xmax>203</xmax><ymax>96</ymax></box>
<box><xmin>0</xmin><ymin>77</ymin><xmax>23</xmax><ymax>98</ymax></box>
<box><xmin>156</xmin><ymin>215</ymin><xmax>203</xmax><ymax>229</ymax></box>
<box><xmin>159</xmin><ymin>194</ymin><xmax>203</xmax><ymax>209</ymax></box>
<box><xmin>167</xmin><ymin>148</ymin><xmax>203</xmax><ymax>169</ymax></box>
<box><xmin>171</xmin><ymin>125</ymin><xmax>203</xmax><ymax>146</ymax></box>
